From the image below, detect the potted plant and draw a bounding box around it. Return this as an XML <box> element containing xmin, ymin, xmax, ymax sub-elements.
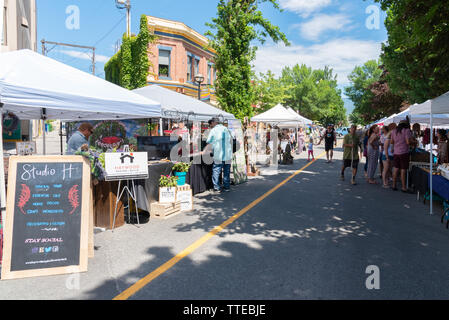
<box><xmin>159</xmin><ymin>175</ymin><xmax>178</xmax><ymax>203</ymax></box>
<box><xmin>172</xmin><ymin>162</ymin><xmax>191</xmax><ymax>186</ymax></box>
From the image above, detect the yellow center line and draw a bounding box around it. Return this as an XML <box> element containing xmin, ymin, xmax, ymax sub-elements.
<box><xmin>113</xmin><ymin>151</ymin><xmax>327</xmax><ymax>300</ymax></box>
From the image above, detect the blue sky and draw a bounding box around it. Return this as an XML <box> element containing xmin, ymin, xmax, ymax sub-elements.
<box><xmin>36</xmin><ymin>0</ymin><xmax>388</xmax><ymax>112</ymax></box>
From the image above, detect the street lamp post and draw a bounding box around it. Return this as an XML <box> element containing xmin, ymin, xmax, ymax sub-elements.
<box><xmin>194</xmin><ymin>74</ymin><xmax>204</xmax><ymax>101</ymax></box>
<box><xmin>116</xmin><ymin>0</ymin><xmax>131</xmax><ymax>37</ymax></box>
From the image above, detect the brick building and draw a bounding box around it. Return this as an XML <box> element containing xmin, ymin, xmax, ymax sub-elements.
<box><xmin>146</xmin><ymin>16</ymin><xmax>217</xmax><ymax>105</ymax></box>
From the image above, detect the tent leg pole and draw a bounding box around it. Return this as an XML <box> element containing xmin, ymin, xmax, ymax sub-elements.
<box><xmin>430</xmin><ymin>114</ymin><xmax>433</xmax><ymax>215</ymax></box>
<box><xmin>0</xmin><ymin>105</ymin><xmax>7</xmax><ymax>247</ymax></box>
<box><xmin>60</xmin><ymin>121</ymin><xmax>63</xmax><ymax>155</ymax></box>
<box><xmin>42</xmin><ymin>119</ymin><xmax>46</xmax><ymax>155</ymax></box>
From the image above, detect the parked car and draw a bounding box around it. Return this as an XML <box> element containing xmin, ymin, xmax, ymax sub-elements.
<box><xmin>335</xmin><ymin>127</ymin><xmax>349</xmax><ymax>137</ymax></box>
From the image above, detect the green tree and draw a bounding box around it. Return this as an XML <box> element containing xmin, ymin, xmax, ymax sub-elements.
<box><xmin>280</xmin><ymin>64</ymin><xmax>346</xmax><ymax>126</ymax></box>
<box><xmin>105</xmin><ymin>15</ymin><xmax>154</xmax><ymax>90</ymax></box>
<box><xmin>373</xmin><ymin>0</ymin><xmax>449</xmax><ymax>103</ymax></box>
<box><xmin>206</xmin><ymin>0</ymin><xmax>289</xmax><ymax>120</ymax></box>
<box><xmin>345</xmin><ymin>60</ymin><xmax>383</xmax><ymax>124</ymax></box>
<box><xmin>253</xmin><ymin>70</ymin><xmax>289</xmax><ymax>112</ymax></box>
<box><xmin>346</xmin><ymin>59</ymin><xmax>405</xmax><ymax>124</ymax></box>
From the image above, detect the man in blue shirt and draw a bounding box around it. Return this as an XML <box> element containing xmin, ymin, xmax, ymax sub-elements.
<box><xmin>67</xmin><ymin>122</ymin><xmax>93</xmax><ymax>155</ymax></box>
<box><xmin>206</xmin><ymin>118</ymin><xmax>233</xmax><ymax>192</ymax></box>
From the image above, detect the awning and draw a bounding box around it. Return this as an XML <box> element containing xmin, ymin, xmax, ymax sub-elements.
<box><xmin>0</xmin><ymin>49</ymin><xmax>161</xmax><ymax>120</ymax></box>
<box><xmin>133</xmin><ymin>85</ymin><xmax>235</xmax><ymax>121</ymax></box>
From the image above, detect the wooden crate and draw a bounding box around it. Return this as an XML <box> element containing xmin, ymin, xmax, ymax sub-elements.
<box><xmin>176</xmin><ymin>184</ymin><xmax>191</xmax><ymax>192</ymax></box>
<box><xmin>150</xmin><ymin>201</ymin><xmax>182</xmax><ymax>220</ymax></box>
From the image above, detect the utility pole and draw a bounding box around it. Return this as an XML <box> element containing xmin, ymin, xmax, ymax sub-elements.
<box><xmin>41</xmin><ymin>39</ymin><xmax>97</xmax><ymax>155</ymax></box>
<box><xmin>116</xmin><ymin>0</ymin><xmax>131</xmax><ymax>37</ymax></box>
<box><xmin>41</xmin><ymin>39</ymin><xmax>96</xmax><ymax>76</ymax></box>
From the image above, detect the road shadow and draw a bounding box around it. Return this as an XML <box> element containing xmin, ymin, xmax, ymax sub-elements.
<box><xmin>83</xmin><ymin>152</ymin><xmax>449</xmax><ymax>300</ymax></box>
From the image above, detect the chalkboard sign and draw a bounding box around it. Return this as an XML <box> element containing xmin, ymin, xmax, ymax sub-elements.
<box><xmin>1</xmin><ymin>156</ymin><xmax>90</xmax><ymax>280</ymax></box>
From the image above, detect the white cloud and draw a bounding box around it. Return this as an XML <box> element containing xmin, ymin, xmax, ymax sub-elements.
<box><xmin>298</xmin><ymin>14</ymin><xmax>352</xmax><ymax>41</ymax></box>
<box><xmin>279</xmin><ymin>0</ymin><xmax>332</xmax><ymax>17</ymax></box>
<box><xmin>60</xmin><ymin>50</ymin><xmax>110</xmax><ymax>63</ymax></box>
<box><xmin>254</xmin><ymin>39</ymin><xmax>382</xmax><ymax>86</ymax></box>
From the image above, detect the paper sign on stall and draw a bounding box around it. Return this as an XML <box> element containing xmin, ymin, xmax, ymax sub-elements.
<box><xmin>176</xmin><ymin>189</ymin><xmax>193</xmax><ymax>212</ymax></box>
<box><xmin>16</xmin><ymin>142</ymin><xmax>37</xmax><ymax>156</ymax></box>
<box><xmin>104</xmin><ymin>152</ymin><xmax>148</xmax><ymax>181</ymax></box>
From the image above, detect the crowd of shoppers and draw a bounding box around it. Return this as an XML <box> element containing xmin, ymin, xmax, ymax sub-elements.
<box><xmin>349</xmin><ymin>119</ymin><xmax>449</xmax><ymax>193</ymax></box>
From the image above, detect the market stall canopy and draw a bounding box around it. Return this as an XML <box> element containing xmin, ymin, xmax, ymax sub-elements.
<box><xmin>410</xmin><ymin>91</ymin><xmax>449</xmax><ymax>115</ymax></box>
<box><xmin>0</xmin><ymin>49</ymin><xmax>161</xmax><ymax>120</ymax></box>
<box><xmin>132</xmin><ymin>85</ymin><xmax>235</xmax><ymax>121</ymax></box>
<box><xmin>287</xmin><ymin>107</ymin><xmax>313</xmax><ymax>125</ymax></box>
<box><xmin>383</xmin><ymin>104</ymin><xmax>449</xmax><ymax>125</ymax></box>
<box><xmin>251</xmin><ymin>104</ymin><xmax>303</xmax><ymax>124</ymax></box>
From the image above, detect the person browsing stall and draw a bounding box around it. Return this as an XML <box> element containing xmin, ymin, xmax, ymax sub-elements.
<box><xmin>67</xmin><ymin>122</ymin><xmax>93</xmax><ymax>155</ymax></box>
<box><xmin>206</xmin><ymin>118</ymin><xmax>233</xmax><ymax>193</ymax></box>
<box><xmin>390</xmin><ymin>120</ymin><xmax>413</xmax><ymax>192</ymax></box>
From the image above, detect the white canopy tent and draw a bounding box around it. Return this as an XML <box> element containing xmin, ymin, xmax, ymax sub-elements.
<box><xmin>286</xmin><ymin>107</ymin><xmax>313</xmax><ymax>125</ymax></box>
<box><xmin>251</xmin><ymin>104</ymin><xmax>303</xmax><ymax>125</ymax></box>
<box><xmin>0</xmin><ymin>50</ymin><xmax>161</xmax><ymax>120</ymax></box>
<box><xmin>0</xmin><ymin>49</ymin><xmax>162</xmax><ymax>234</ymax></box>
<box><xmin>383</xmin><ymin>105</ymin><xmax>449</xmax><ymax>126</ymax></box>
<box><xmin>410</xmin><ymin>90</ymin><xmax>449</xmax><ymax>215</ymax></box>
<box><xmin>133</xmin><ymin>85</ymin><xmax>235</xmax><ymax>122</ymax></box>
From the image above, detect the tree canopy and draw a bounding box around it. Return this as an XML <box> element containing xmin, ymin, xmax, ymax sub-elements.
<box><xmin>374</xmin><ymin>0</ymin><xmax>449</xmax><ymax>103</ymax></box>
<box><xmin>254</xmin><ymin>64</ymin><xmax>347</xmax><ymax>126</ymax></box>
<box><xmin>345</xmin><ymin>60</ymin><xmax>405</xmax><ymax>125</ymax></box>
<box><xmin>206</xmin><ymin>0</ymin><xmax>289</xmax><ymax>120</ymax></box>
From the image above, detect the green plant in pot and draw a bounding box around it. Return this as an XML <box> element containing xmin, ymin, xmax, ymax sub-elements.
<box><xmin>159</xmin><ymin>175</ymin><xmax>178</xmax><ymax>188</ymax></box>
<box><xmin>172</xmin><ymin>162</ymin><xmax>191</xmax><ymax>186</ymax></box>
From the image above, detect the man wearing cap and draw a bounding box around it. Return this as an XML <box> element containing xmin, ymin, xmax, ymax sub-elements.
<box><xmin>67</xmin><ymin>122</ymin><xmax>93</xmax><ymax>155</ymax></box>
<box><xmin>206</xmin><ymin>118</ymin><xmax>233</xmax><ymax>192</ymax></box>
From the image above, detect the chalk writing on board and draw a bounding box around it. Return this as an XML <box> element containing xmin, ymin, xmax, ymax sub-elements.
<box><xmin>10</xmin><ymin>162</ymin><xmax>84</xmax><ymax>272</ymax></box>
<box><xmin>20</xmin><ymin>164</ymin><xmax>79</xmax><ymax>181</ymax></box>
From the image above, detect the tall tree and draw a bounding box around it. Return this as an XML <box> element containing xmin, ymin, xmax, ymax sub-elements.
<box><xmin>346</xmin><ymin>59</ymin><xmax>405</xmax><ymax>124</ymax></box>
<box><xmin>345</xmin><ymin>60</ymin><xmax>383</xmax><ymax>124</ymax></box>
<box><xmin>280</xmin><ymin>64</ymin><xmax>346</xmax><ymax>125</ymax></box>
<box><xmin>373</xmin><ymin>0</ymin><xmax>449</xmax><ymax>103</ymax></box>
<box><xmin>206</xmin><ymin>0</ymin><xmax>289</xmax><ymax>120</ymax></box>
<box><xmin>253</xmin><ymin>70</ymin><xmax>289</xmax><ymax>112</ymax></box>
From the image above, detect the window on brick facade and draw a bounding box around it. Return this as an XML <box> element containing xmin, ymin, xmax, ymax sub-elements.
<box><xmin>158</xmin><ymin>49</ymin><xmax>171</xmax><ymax>79</ymax></box>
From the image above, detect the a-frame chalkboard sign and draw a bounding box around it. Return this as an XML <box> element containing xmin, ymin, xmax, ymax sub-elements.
<box><xmin>1</xmin><ymin>156</ymin><xmax>91</xmax><ymax>280</ymax></box>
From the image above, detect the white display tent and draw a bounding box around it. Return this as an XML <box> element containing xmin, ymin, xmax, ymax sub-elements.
<box><xmin>0</xmin><ymin>50</ymin><xmax>161</xmax><ymax>120</ymax></box>
<box><xmin>410</xmin><ymin>90</ymin><xmax>449</xmax><ymax>215</ymax></box>
<box><xmin>0</xmin><ymin>49</ymin><xmax>162</xmax><ymax>237</ymax></box>
<box><xmin>133</xmin><ymin>85</ymin><xmax>235</xmax><ymax>122</ymax></box>
<box><xmin>286</xmin><ymin>107</ymin><xmax>313</xmax><ymax>125</ymax></box>
<box><xmin>251</xmin><ymin>104</ymin><xmax>303</xmax><ymax>125</ymax></box>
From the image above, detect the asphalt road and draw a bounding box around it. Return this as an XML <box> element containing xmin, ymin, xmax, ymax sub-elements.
<box><xmin>1</xmin><ymin>143</ymin><xmax>449</xmax><ymax>299</ymax></box>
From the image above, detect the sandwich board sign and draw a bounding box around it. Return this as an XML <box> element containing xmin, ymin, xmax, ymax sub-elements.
<box><xmin>1</xmin><ymin>156</ymin><xmax>91</xmax><ymax>280</ymax></box>
<box><xmin>104</xmin><ymin>152</ymin><xmax>148</xmax><ymax>181</ymax></box>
